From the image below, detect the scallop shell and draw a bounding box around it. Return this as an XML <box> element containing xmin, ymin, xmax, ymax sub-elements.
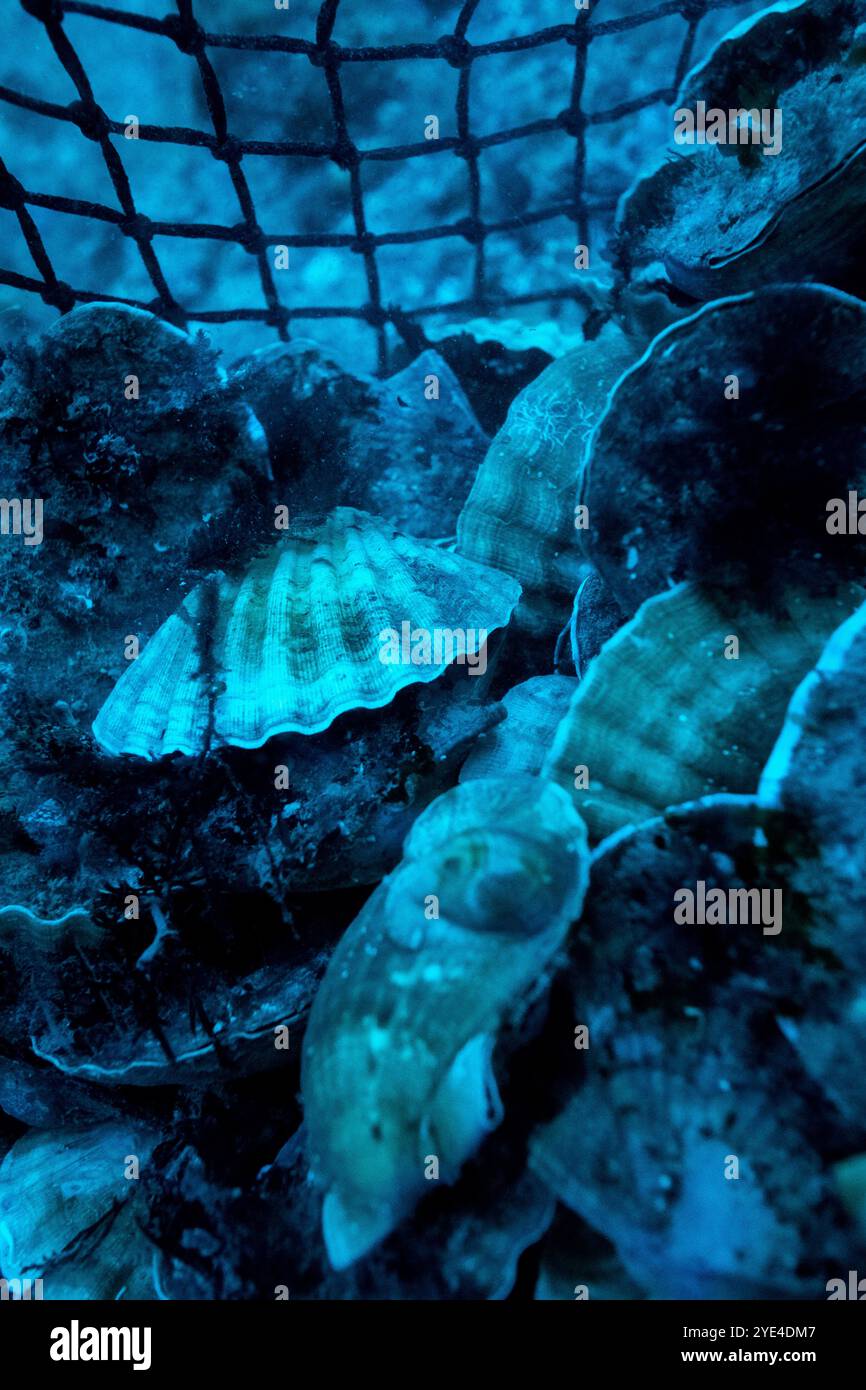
<box><xmin>91</xmin><ymin>507</ymin><xmax>521</xmax><ymax>758</ymax></box>
<box><xmin>231</xmin><ymin>341</ymin><xmax>488</xmax><ymax>537</ymax></box>
<box><xmin>582</xmin><ymin>285</ymin><xmax>866</xmax><ymax>614</ymax></box>
<box><xmin>529</xmin><ymin>796</ymin><xmax>856</xmax><ymax>1299</ymax></box>
<box><xmin>752</xmin><ymin>604</ymin><xmax>866</xmax><ymax>1125</ymax></box>
<box><xmin>301</xmin><ymin>776</ymin><xmax>589</xmax><ymax>1269</ymax></box>
<box><xmin>459</xmin><ymin>675</ymin><xmax>576</xmax><ymax>783</ymax></box>
<box><xmin>616</xmin><ymin>0</ymin><xmax>866</xmax><ymax>304</ymax></box>
<box><xmin>759</xmin><ymin>597</ymin><xmax>866</xmax><ymax>977</ymax></box>
<box><xmin>0</xmin><ymin>1122</ymin><xmax>159</xmax><ymax>1299</ymax></box>
<box><xmin>541</xmin><ymin>580</ymin><xmax>863</xmax><ymax>844</ymax></box>
<box><xmin>0</xmin><ymin>903</ymin><xmax>328</xmax><ymax>1086</ymax></box>
<box><xmin>757</xmin><ymin>601</ymin><xmax>866</xmax><ymax>1124</ymax></box>
<box><xmin>455</xmin><ymin>322</ymin><xmax>633</xmax><ymax>636</ymax></box>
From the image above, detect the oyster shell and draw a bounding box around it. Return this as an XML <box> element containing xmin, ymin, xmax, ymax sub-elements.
<box><xmin>456</xmin><ymin>322</ymin><xmax>633</xmax><ymax>636</ymax></box>
<box><xmin>301</xmin><ymin>776</ymin><xmax>589</xmax><ymax>1269</ymax></box>
<box><xmin>582</xmin><ymin>285</ymin><xmax>866</xmax><ymax>614</ymax></box>
<box><xmin>91</xmin><ymin>508</ymin><xmax>521</xmax><ymax>758</ymax></box>
<box><xmin>541</xmin><ymin>580</ymin><xmax>862</xmax><ymax>844</ymax></box>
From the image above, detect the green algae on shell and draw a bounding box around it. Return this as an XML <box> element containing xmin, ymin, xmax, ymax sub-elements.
<box><xmin>301</xmin><ymin>776</ymin><xmax>589</xmax><ymax>1270</ymax></box>
<box><xmin>541</xmin><ymin>580</ymin><xmax>864</xmax><ymax>844</ymax></box>
<box><xmin>91</xmin><ymin>507</ymin><xmax>521</xmax><ymax>758</ymax></box>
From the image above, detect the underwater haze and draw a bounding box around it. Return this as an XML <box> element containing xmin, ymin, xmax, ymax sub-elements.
<box><xmin>3</xmin><ymin>0</ymin><xmax>866</xmax><ymax>1311</ymax></box>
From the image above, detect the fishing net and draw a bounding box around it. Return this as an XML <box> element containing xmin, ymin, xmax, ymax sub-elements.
<box><xmin>1</xmin><ymin>0</ymin><xmax>761</xmax><ymax>371</ymax></box>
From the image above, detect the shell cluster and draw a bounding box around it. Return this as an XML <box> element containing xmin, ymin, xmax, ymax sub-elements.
<box><xmin>4</xmin><ymin>0</ymin><xmax>866</xmax><ymax>1305</ymax></box>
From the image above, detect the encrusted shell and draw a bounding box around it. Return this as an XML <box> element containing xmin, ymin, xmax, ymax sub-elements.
<box><xmin>541</xmin><ymin>580</ymin><xmax>863</xmax><ymax>843</ymax></box>
<box><xmin>0</xmin><ymin>1123</ymin><xmax>159</xmax><ymax>1299</ymax></box>
<box><xmin>752</xmin><ymin>598</ymin><xmax>866</xmax><ymax>1125</ymax></box>
<box><xmin>760</xmin><ymin>598</ymin><xmax>866</xmax><ymax>977</ymax></box>
<box><xmin>529</xmin><ymin>796</ymin><xmax>857</xmax><ymax>1299</ymax></box>
<box><xmin>301</xmin><ymin>776</ymin><xmax>589</xmax><ymax>1269</ymax></box>
<box><xmin>92</xmin><ymin>507</ymin><xmax>521</xmax><ymax>758</ymax></box>
<box><xmin>616</xmin><ymin>0</ymin><xmax>866</xmax><ymax>306</ymax></box>
<box><xmin>231</xmin><ymin>341</ymin><xmax>488</xmax><ymax>537</ymax></box>
<box><xmin>581</xmin><ymin>286</ymin><xmax>866</xmax><ymax>614</ymax></box>
<box><xmin>0</xmin><ymin>904</ymin><xmax>327</xmax><ymax>1086</ymax></box>
<box><xmin>456</xmin><ymin>322</ymin><xmax>633</xmax><ymax>635</ymax></box>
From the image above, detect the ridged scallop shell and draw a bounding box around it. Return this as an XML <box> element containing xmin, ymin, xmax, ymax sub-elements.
<box><xmin>582</xmin><ymin>285</ymin><xmax>866</xmax><ymax>614</ymax></box>
<box><xmin>0</xmin><ymin>904</ymin><xmax>327</xmax><ymax>1086</ymax></box>
<box><xmin>456</xmin><ymin>322</ymin><xmax>633</xmax><ymax>635</ymax></box>
<box><xmin>616</xmin><ymin>0</ymin><xmax>866</xmax><ymax>304</ymax></box>
<box><xmin>460</xmin><ymin>675</ymin><xmax>576</xmax><ymax>783</ymax></box>
<box><xmin>92</xmin><ymin>508</ymin><xmax>521</xmax><ymax>758</ymax></box>
<box><xmin>301</xmin><ymin>776</ymin><xmax>589</xmax><ymax>1269</ymax></box>
<box><xmin>541</xmin><ymin>580</ymin><xmax>863</xmax><ymax>843</ymax></box>
<box><xmin>0</xmin><ymin>1122</ymin><xmax>159</xmax><ymax>1299</ymax></box>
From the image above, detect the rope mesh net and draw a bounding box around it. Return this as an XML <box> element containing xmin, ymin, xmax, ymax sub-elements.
<box><xmin>1</xmin><ymin>0</ymin><xmax>757</xmax><ymax>372</ymax></box>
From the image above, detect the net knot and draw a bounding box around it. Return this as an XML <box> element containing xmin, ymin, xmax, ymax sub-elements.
<box><xmin>362</xmin><ymin>303</ymin><xmax>387</xmax><ymax>328</ymax></box>
<box><xmin>68</xmin><ymin>100</ymin><xmax>110</xmax><ymax>143</ymax></box>
<box><xmin>456</xmin><ymin>135</ymin><xmax>480</xmax><ymax>161</ymax></box>
<box><xmin>40</xmin><ymin>280</ymin><xmax>75</xmax><ymax>312</ymax></box>
<box><xmin>679</xmin><ymin>0</ymin><xmax>708</xmax><ymax>18</ymax></box>
<box><xmin>456</xmin><ymin>217</ymin><xmax>483</xmax><ymax>245</ymax></box>
<box><xmin>20</xmin><ymin>0</ymin><xmax>63</xmax><ymax>21</ymax></box>
<box><xmin>145</xmin><ymin>295</ymin><xmax>185</xmax><ymax>327</ymax></box>
<box><xmin>234</xmin><ymin>222</ymin><xmax>265</xmax><ymax>255</ymax></box>
<box><xmin>558</xmin><ymin>108</ymin><xmax>585</xmax><ymax>137</ymax></box>
<box><xmin>265</xmin><ymin>304</ymin><xmax>290</xmax><ymax>330</ymax></box>
<box><xmin>211</xmin><ymin>135</ymin><xmax>242</xmax><ymax>164</ymax></box>
<box><xmin>351</xmin><ymin>231</ymin><xmax>376</xmax><ymax>256</ymax></box>
<box><xmin>330</xmin><ymin>136</ymin><xmax>360</xmax><ymax>171</ymax></box>
<box><xmin>120</xmin><ymin>213</ymin><xmax>153</xmax><ymax>243</ymax></box>
<box><xmin>164</xmin><ymin>14</ymin><xmax>206</xmax><ymax>57</ymax></box>
<box><xmin>307</xmin><ymin>43</ymin><xmax>334</xmax><ymax>70</ymax></box>
<box><xmin>439</xmin><ymin>34</ymin><xmax>471</xmax><ymax>69</ymax></box>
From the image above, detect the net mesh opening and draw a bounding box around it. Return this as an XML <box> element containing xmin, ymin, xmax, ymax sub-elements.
<box><xmin>1</xmin><ymin>0</ymin><xmax>755</xmax><ymax>372</ymax></box>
